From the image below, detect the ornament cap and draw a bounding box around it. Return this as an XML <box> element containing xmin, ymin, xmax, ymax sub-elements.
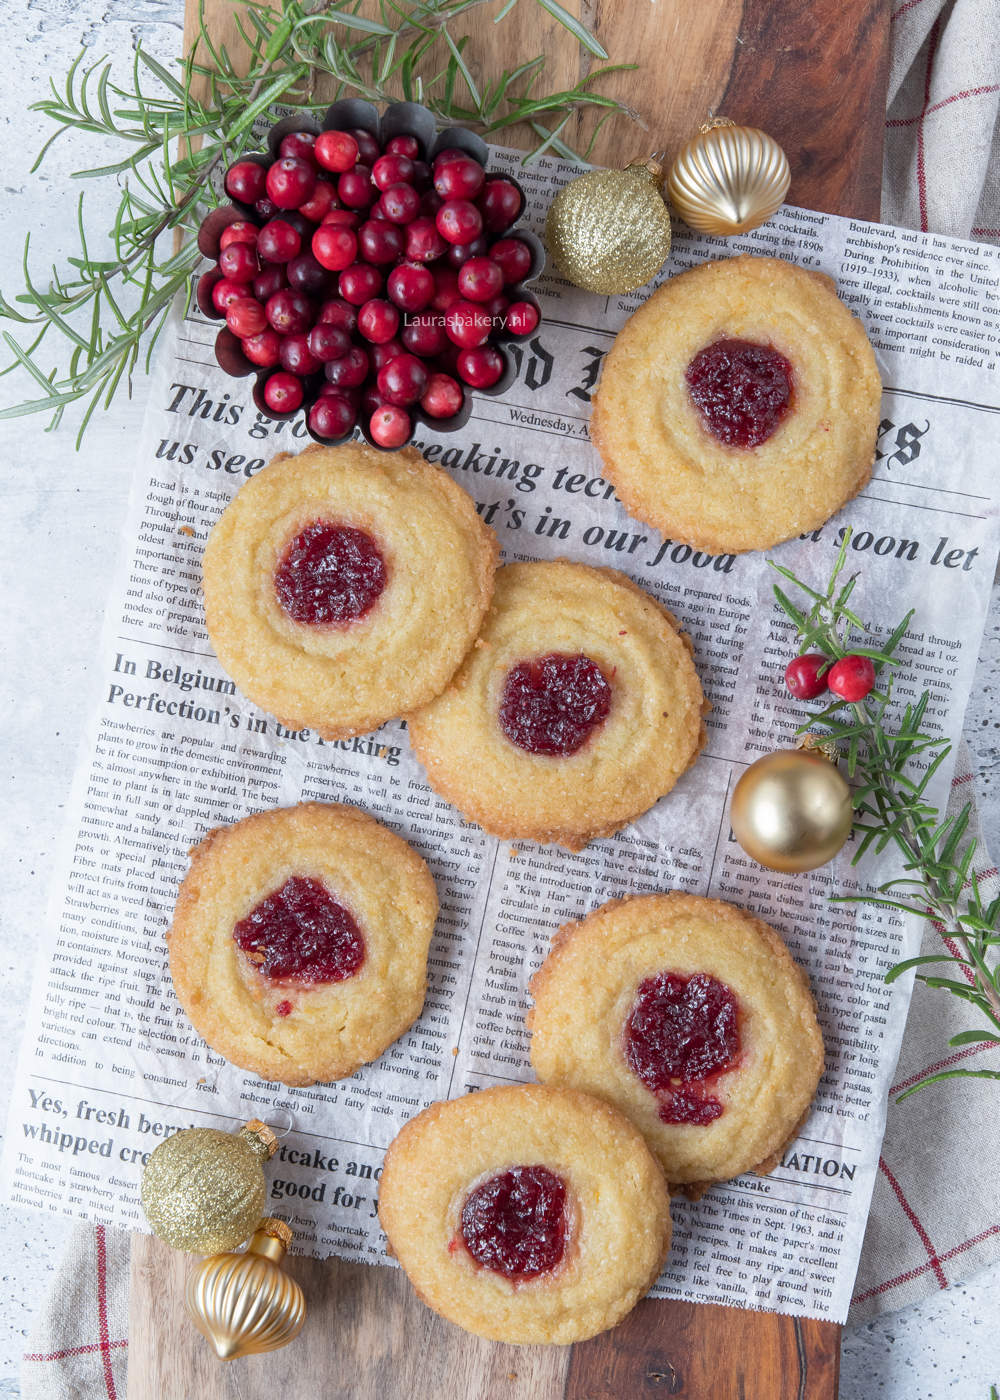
<box><xmin>247</xmin><ymin>1218</ymin><xmax>293</xmax><ymax>1263</ymax></box>
<box><xmin>699</xmin><ymin>116</ymin><xmax>737</xmax><ymax>134</ymax></box>
<box><xmin>239</xmin><ymin>1120</ymin><xmax>278</xmax><ymax>1161</ymax></box>
<box><xmin>626</xmin><ymin>155</ymin><xmax>665</xmax><ymax>189</ymax></box>
<box><xmin>796</xmin><ymin>733</ymin><xmax>842</xmax><ymax>765</ymax></box>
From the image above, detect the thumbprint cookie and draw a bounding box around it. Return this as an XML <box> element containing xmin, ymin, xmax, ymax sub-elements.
<box><xmin>590</xmin><ymin>255</ymin><xmax>881</xmax><ymax>555</ymax></box>
<box><xmin>168</xmin><ymin>802</ymin><xmax>438</xmax><ymax>1086</ymax></box>
<box><xmin>377</xmin><ymin>1084</ymin><xmax>671</xmax><ymax>1344</ymax></box>
<box><xmin>203</xmin><ymin>442</ymin><xmax>499</xmax><ymax>740</ymax></box>
<box><xmin>408</xmin><ymin>560</ymin><xmax>708</xmax><ymax>851</ymax></box>
<box><xmin>528</xmin><ymin>893</ymin><xmax>823</xmax><ymax>1192</ymax></box>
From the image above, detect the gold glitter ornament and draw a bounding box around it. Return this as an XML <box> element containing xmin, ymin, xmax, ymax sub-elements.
<box><xmin>667</xmin><ymin>118</ymin><xmax>790</xmax><ymax>236</ymax></box>
<box><xmin>544</xmin><ymin>157</ymin><xmax>672</xmax><ymax>295</ymax></box>
<box><xmin>730</xmin><ymin>742</ymin><xmax>853</xmax><ymax>873</ymax></box>
<box><xmin>185</xmin><ymin>1218</ymin><xmax>306</xmax><ymax>1360</ymax></box>
<box><xmin>140</xmin><ymin>1119</ymin><xmax>277</xmax><ymax>1255</ymax></box>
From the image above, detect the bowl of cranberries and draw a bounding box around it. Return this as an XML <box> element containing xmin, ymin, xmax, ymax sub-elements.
<box><xmin>194</xmin><ymin>98</ymin><xmax>544</xmax><ymax>451</ymax></box>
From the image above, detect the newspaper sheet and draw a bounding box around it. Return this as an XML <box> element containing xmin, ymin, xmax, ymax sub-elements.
<box><xmin>4</xmin><ymin>148</ymin><xmax>1000</xmax><ymax>1324</ymax></box>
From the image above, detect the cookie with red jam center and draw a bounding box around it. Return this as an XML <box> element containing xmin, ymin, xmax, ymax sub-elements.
<box><xmin>168</xmin><ymin>802</ymin><xmax>438</xmax><ymax>1086</ymax></box>
<box><xmin>528</xmin><ymin>893</ymin><xmax>824</xmax><ymax>1193</ymax></box>
<box><xmin>378</xmin><ymin>1084</ymin><xmax>671</xmax><ymax>1345</ymax></box>
<box><xmin>409</xmin><ymin>561</ymin><xmax>708</xmax><ymax>851</ymax></box>
<box><xmin>591</xmin><ymin>254</ymin><xmax>881</xmax><ymax>555</ymax></box>
<box><xmin>203</xmin><ymin>442</ymin><xmax>499</xmax><ymax>741</ymax></box>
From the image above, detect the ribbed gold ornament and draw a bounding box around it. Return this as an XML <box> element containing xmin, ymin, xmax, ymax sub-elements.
<box><xmin>667</xmin><ymin>118</ymin><xmax>791</xmax><ymax>236</ymax></box>
<box><xmin>141</xmin><ymin>1120</ymin><xmax>277</xmax><ymax>1255</ymax></box>
<box><xmin>185</xmin><ymin>1218</ymin><xmax>306</xmax><ymax>1360</ymax></box>
<box><xmin>544</xmin><ymin>157</ymin><xmax>672</xmax><ymax>295</ymax></box>
<box><xmin>730</xmin><ymin>744</ymin><xmax>852</xmax><ymax>873</ymax></box>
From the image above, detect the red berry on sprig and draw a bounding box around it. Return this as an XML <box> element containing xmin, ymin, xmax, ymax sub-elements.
<box><xmin>784</xmin><ymin>654</ymin><xmax>831</xmax><ymax>701</ymax></box>
<box><xmin>827</xmin><ymin>655</ymin><xmax>876</xmax><ymax>702</ymax></box>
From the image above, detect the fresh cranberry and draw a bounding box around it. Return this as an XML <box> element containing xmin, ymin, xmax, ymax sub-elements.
<box><xmin>420</xmin><ymin>373</ymin><xmax>464</xmax><ymax>419</ymax></box>
<box><xmin>624</xmin><ymin>972</ymin><xmax>740</xmax><ymax>1125</ymax></box>
<box><xmin>325</xmin><ymin>344</ymin><xmax>369</xmax><ymax>387</ymax></box>
<box><xmin>279</xmin><ymin>130</ymin><xmax>319</xmax><ymax>166</ymax></box>
<box><xmin>241</xmin><ymin>329</ymin><xmax>283</xmax><ymax>368</ymax></box>
<box><xmin>233</xmin><ymin>875</ymin><xmax>365</xmax><ymax>981</ymax></box>
<box><xmin>458</xmin><ymin>256</ymin><xmax>504</xmax><ymax>303</ymax></box>
<box><xmin>387</xmin><ymin>263</ymin><xmax>434</xmax><ymax>312</ymax></box>
<box><xmin>358</xmin><ymin>221</ymin><xmax>406</xmax><ymax>265</ymax></box>
<box><xmin>504</xmin><ymin>300</ymin><xmax>539</xmax><ymax>336</ymax></box>
<box><xmin>372</xmin><ymin>154</ymin><xmax>414</xmax><ymax>191</ymax></box>
<box><xmin>401</xmin><ymin>313</ymin><xmax>449</xmax><ymax>357</ymax></box>
<box><xmin>377</xmin><ymin>354</ymin><xmax>428</xmax><ymax>408</ymax></box>
<box><xmin>296</xmin><ymin>178</ymin><xmax>337</xmax><ymax>223</ymax></box>
<box><xmin>225</xmin><ymin>297</ymin><xmax>268</xmax><ymax>338</ymax></box>
<box><xmin>219</xmin><ymin>221</ymin><xmax>259</xmax><ymax>251</ymax></box>
<box><xmin>219</xmin><ymin>242</ymin><xmax>259</xmax><ymax>283</ymax></box>
<box><xmin>287</xmin><ymin>253</ymin><xmax>336</xmax><ymax>299</ymax></box>
<box><xmin>339</xmin><ymin>263</ymin><xmax>383</xmax><ymax>305</ymax></box>
<box><xmin>279</xmin><ymin>210</ymin><xmax>313</xmax><ymax>239</ymax></box>
<box><xmin>784</xmin><ymin>654</ymin><xmax>831</xmax><ymax>700</ymax></box>
<box><xmin>445</xmin><ymin>300</ymin><xmax>492</xmax><ymax>349</ymax></box>
<box><xmin>315</xmin><ymin>129</ymin><xmax>360</xmax><ymax>173</ymax></box>
<box><xmin>499</xmin><ymin>653</ymin><xmax>611</xmax><ymax>755</ymax></box>
<box><xmin>386</xmin><ymin>134</ymin><xmax>420</xmax><ymax>160</ymax></box>
<box><xmin>457</xmin><ymin>345</ymin><xmax>504</xmax><ymax>389</ymax></box>
<box><xmin>317</xmin><ymin>297</ymin><xmax>358</xmax><ymax>335</ymax></box>
<box><xmin>460</xmin><ymin>1167</ymin><xmax>566</xmax><ymax>1279</ymax></box>
<box><xmin>368</xmin><ymin>201</ymin><xmax>390</xmax><ymax>223</ymax></box>
<box><xmin>405</xmin><ymin>217</ymin><xmax>447</xmax><ymax>263</ymax></box>
<box><xmin>225</xmin><ymin>160</ymin><xmax>266</xmax><ymax>205</ymax></box>
<box><xmin>279</xmin><ymin>334</ymin><xmax>322</xmax><ymax>376</ymax></box>
<box><xmin>430</xmin><ymin>268</ymin><xmax>462</xmax><ymax>312</ymax></box>
<box><xmin>476</xmin><ymin>178</ymin><xmax>523</xmax><ymax>232</ymax></box>
<box><xmin>436</xmin><ymin>199</ymin><xmax>483</xmax><ymax>245</ymax></box>
<box><xmin>685</xmin><ymin>339</ymin><xmax>793</xmax><ymax>449</ymax></box>
<box><xmin>312</xmin><ymin>224</ymin><xmax>358</xmax><ymax>271</ymax></box>
<box><xmin>434</xmin><ymin>156</ymin><xmax>485</xmax><ymax>201</ymax></box>
<box><xmin>369</xmin><ymin>404</ymin><xmax>411</xmax><ymax>448</ymax></box>
<box><xmin>358</xmin><ymin>298</ymin><xmax>400</xmax><ymax>344</ymax></box>
<box><xmin>380</xmin><ymin>183</ymin><xmax>421</xmax><ymax>225</ymax></box>
<box><xmin>433</xmin><ymin>342</ymin><xmax>462</xmax><ymax>376</ymax></box>
<box><xmin>419</xmin><ymin>189</ymin><xmax>444</xmax><ymax>219</ymax></box>
<box><xmin>307</xmin><ymin>323</ymin><xmax>351</xmax><ymax>363</ymax></box>
<box><xmin>266</xmin><ymin>289</ymin><xmax>315</xmax><ymax>336</ymax></box>
<box><xmin>258</xmin><ymin>220</ymin><xmax>301</xmax><ymax>264</ymax></box>
<box><xmin>253</xmin><ymin>262</ymin><xmax>288</xmax><ymax>302</ymax></box>
<box><xmin>322</xmin><ymin>207</ymin><xmax>361</xmax><ymax>230</ymax></box>
<box><xmin>827</xmin><ymin>654</ymin><xmax>876</xmax><ymax>702</ymax></box>
<box><xmin>211</xmin><ymin>277</ymin><xmax>247</xmax><ymax>314</ymax></box>
<box><xmin>483</xmin><ymin>292</ymin><xmax>510</xmax><ymax>325</ymax></box>
<box><xmin>489</xmin><ymin>237</ymin><xmax>533</xmax><ymax>284</ymax></box>
<box><xmin>433</xmin><ymin>146</ymin><xmax>468</xmax><ymax>168</ymax></box>
<box><xmin>410</xmin><ymin>160</ymin><xmax>433</xmax><ymax>193</ymax></box>
<box><xmin>255</xmin><ymin>196</ymin><xmax>280</xmax><ymax>221</ymax></box>
<box><xmin>309</xmin><ymin>394</ymin><xmax>356</xmax><ymax>439</ymax></box>
<box><xmin>346</xmin><ymin>128</ymin><xmax>380</xmax><ymax>166</ymax></box>
<box><xmin>319</xmin><ymin>381</ymin><xmax>363</xmax><ymax>408</ymax></box>
<box><xmin>445</xmin><ymin>235</ymin><xmax>488</xmax><ymax>270</ymax></box>
<box><xmin>338</xmin><ymin>165</ymin><xmax>377</xmax><ymax>209</ymax></box>
<box><xmin>266</xmin><ymin>156</ymin><xmax>317</xmax><ymax>211</ymax></box>
<box><xmin>369</xmin><ymin>339</ymin><xmax>406</xmax><ymax>374</ymax></box>
<box><xmin>263</xmin><ymin>372</ymin><xmax>304</xmax><ymax>415</ymax></box>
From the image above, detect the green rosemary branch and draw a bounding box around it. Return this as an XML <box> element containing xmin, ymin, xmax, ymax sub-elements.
<box><xmin>0</xmin><ymin>0</ymin><xmax>638</xmax><ymax>445</ymax></box>
<box><xmin>772</xmin><ymin>530</ymin><xmax>1000</xmax><ymax>1101</ymax></box>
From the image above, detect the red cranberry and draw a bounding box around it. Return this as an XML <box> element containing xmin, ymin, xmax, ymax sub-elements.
<box><xmin>309</xmin><ymin>394</ymin><xmax>355</xmax><ymax>439</ymax></box>
<box><xmin>225</xmin><ymin>297</ymin><xmax>268</xmax><ymax>338</ymax></box>
<box><xmin>457</xmin><ymin>345</ymin><xmax>504</xmax><ymax>389</ymax></box>
<box><xmin>373</xmin><ymin>154</ymin><xmax>414</xmax><ymax>191</ymax></box>
<box><xmin>386</xmin><ymin>134</ymin><xmax>420</xmax><ymax>160</ymax></box>
<box><xmin>685</xmin><ymin>339</ymin><xmax>793</xmax><ymax>449</ymax></box>
<box><xmin>401</xmin><ymin>313</ymin><xmax>449</xmax><ymax>357</ymax></box>
<box><xmin>458</xmin><ymin>256</ymin><xmax>504</xmax><ymax>303</ymax></box>
<box><xmin>266</xmin><ymin>156</ymin><xmax>317</xmax><ymax>210</ymax></box>
<box><xmin>312</xmin><ymin>224</ymin><xmax>358</xmax><ymax>271</ymax></box>
<box><xmin>419</xmin><ymin>189</ymin><xmax>444</xmax><ymax>219</ymax></box>
<box><xmin>430</xmin><ymin>268</ymin><xmax>462</xmax><ymax>312</ymax></box>
<box><xmin>258</xmin><ymin>220</ymin><xmax>301</xmax><ymax>264</ymax></box>
<box><xmin>266</xmin><ymin>288</ymin><xmax>315</xmax><ymax>336</ymax></box>
<box><xmin>477</xmin><ymin>178</ymin><xmax>523</xmax><ymax>232</ymax></box>
<box><xmin>241</xmin><ymin>329</ymin><xmax>283</xmax><ymax>368</ymax></box>
<box><xmin>377</xmin><ymin>353</ymin><xmax>428</xmax><ymax>408</ymax></box>
<box><xmin>827</xmin><ymin>654</ymin><xmax>876</xmax><ymax>702</ymax></box>
<box><xmin>264</xmin><ymin>372</ymin><xmax>304</xmax><ymax>414</ymax></box>
<box><xmin>219</xmin><ymin>242</ymin><xmax>259</xmax><ymax>283</ymax></box>
<box><xmin>325</xmin><ymin>345</ymin><xmax>369</xmax><ymax>387</ymax></box>
<box><xmin>287</xmin><ymin>253</ymin><xmax>336</xmax><ymax>299</ymax></box>
<box><xmin>319</xmin><ymin>381</ymin><xmax>363</xmax><ymax>408</ymax></box>
<box><xmin>410</xmin><ymin>160</ymin><xmax>433</xmax><ymax>193</ymax></box>
<box><xmin>253</xmin><ymin>262</ymin><xmax>288</xmax><ymax>302</ymax></box>
<box><xmin>445</xmin><ymin>300</ymin><xmax>492</xmax><ymax>349</ymax></box>
<box><xmin>784</xmin><ymin>654</ymin><xmax>831</xmax><ymax>700</ymax></box>
<box><xmin>315</xmin><ymin>129</ymin><xmax>359</xmax><ymax>173</ymax></box>
<box><xmin>322</xmin><ymin>207</ymin><xmax>360</xmax><ymax>230</ymax></box>
<box><xmin>433</xmin><ymin>146</ymin><xmax>468</xmax><ymax>167</ymax></box>
<box><xmin>219</xmin><ymin>221</ymin><xmax>259</xmax><ymax>251</ymax></box>
<box><xmin>483</xmin><ymin>292</ymin><xmax>510</xmax><ymax>324</ymax></box>
<box><xmin>255</xmin><ymin>196</ymin><xmax>280</xmax><ymax>221</ymax></box>
<box><xmin>317</xmin><ymin>297</ymin><xmax>358</xmax><ymax>335</ymax></box>
<box><xmin>368</xmin><ymin>201</ymin><xmax>390</xmax><ymax>223</ymax></box>
<box><xmin>358</xmin><ymin>221</ymin><xmax>406</xmax><ymax>265</ymax></box>
<box><xmin>436</xmin><ymin>199</ymin><xmax>483</xmax><ymax>245</ymax></box>
<box><xmin>307</xmin><ymin>323</ymin><xmax>351</xmax><ymax>363</ymax></box>
<box><xmin>387</xmin><ymin>263</ymin><xmax>434</xmax><ymax>312</ymax></box>
<box><xmin>489</xmin><ymin>237</ymin><xmax>533</xmax><ymax>284</ymax></box>
<box><xmin>296</xmin><ymin>178</ymin><xmax>337</xmax><ymax>223</ymax></box>
<box><xmin>434</xmin><ymin>156</ymin><xmax>485</xmax><ymax>201</ymax></box>
<box><xmin>212</xmin><ymin>277</ymin><xmax>247</xmax><ymax>314</ymax></box>
<box><xmin>346</xmin><ymin>128</ymin><xmax>380</xmax><ymax>167</ymax></box>
<box><xmin>380</xmin><ymin>183</ymin><xmax>421</xmax><ymax>225</ymax></box>
<box><xmin>338</xmin><ymin>165</ymin><xmax>377</xmax><ymax>209</ymax></box>
<box><xmin>369</xmin><ymin>339</ymin><xmax>406</xmax><ymax>374</ymax></box>
<box><xmin>361</xmin><ymin>384</ymin><xmax>388</xmax><ymax>416</ymax></box>
<box><xmin>504</xmin><ymin>300</ymin><xmax>539</xmax><ymax>336</ymax></box>
<box><xmin>279</xmin><ymin>130</ymin><xmax>319</xmax><ymax>166</ymax></box>
<box><xmin>433</xmin><ymin>342</ymin><xmax>462</xmax><ymax>376</ymax></box>
<box><xmin>278</xmin><ymin>210</ymin><xmax>313</xmax><ymax>239</ymax></box>
<box><xmin>279</xmin><ymin>333</ymin><xmax>322</xmax><ymax>376</ymax></box>
<box><xmin>445</xmin><ymin>235</ymin><xmax>488</xmax><ymax>270</ymax></box>
<box><xmin>500</xmin><ymin>653</ymin><xmax>611</xmax><ymax>755</ymax></box>
<box><xmin>369</xmin><ymin>404</ymin><xmax>411</xmax><ymax>448</ymax></box>
<box><xmin>225</xmin><ymin>160</ymin><xmax>266</xmax><ymax>204</ymax></box>
<box><xmin>405</xmin><ymin>217</ymin><xmax>447</xmax><ymax>263</ymax></box>
<box><xmin>420</xmin><ymin>372</ymin><xmax>464</xmax><ymax>419</ymax></box>
<box><xmin>358</xmin><ymin>298</ymin><xmax>400</xmax><ymax>344</ymax></box>
<box><xmin>339</xmin><ymin>263</ymin><xmax>383</xmax><ymax>306</ymax></box>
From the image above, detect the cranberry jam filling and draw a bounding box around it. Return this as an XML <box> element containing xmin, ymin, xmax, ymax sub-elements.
<box><xmin>685</xmin><ymin>338</ymin><xmax>793</xmax><ymax>449</ymax></box>
<box><xmin>624</xmin><ymin>972</ymin><xmax>740</xmax><ymax>1125</ymax></box>
<box><xmin>233</xmin><ymin>875</ymin><xmax>365</xmax><ymax>983</ymax></box>
<box><xmin>275</xmin><ymin>521</ymin><xmax>386</xmax><ymax>625</ymax></box>
<box><xmin>460</xmin><ymin>1166</ymin><xmax>567</xmax><ymax>1279</ymax></box>
<box><xmin>498</xmin><ymin>653</ymin><xmax>612</xmax><ymax>757</ymax></box>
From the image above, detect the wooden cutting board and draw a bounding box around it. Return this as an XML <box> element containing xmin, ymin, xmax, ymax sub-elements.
<box><xmin>129</xmin><ymin>2</ymin><xmax>889</xmax><ymax>1394</ymax></box>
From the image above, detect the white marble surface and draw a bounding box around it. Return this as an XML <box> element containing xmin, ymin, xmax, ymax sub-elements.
<box><xmin>1</xmin><ymin>1</ymin><xmax>999</xmax><ymax>1395</ymax></box>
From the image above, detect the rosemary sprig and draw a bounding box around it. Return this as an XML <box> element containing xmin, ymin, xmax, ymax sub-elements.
<box><xmin>1</xmin><ymin>0</ymin><xmax>638</xmax><ymax>445</ymax></box>
<box><xmin>772</xmin><ymin>530</ymin><xmax>1000</xmax><ymax>1101</ymax></box>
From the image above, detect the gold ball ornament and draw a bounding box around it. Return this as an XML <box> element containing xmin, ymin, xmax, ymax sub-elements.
<box><xmin>185</xmin><ymin>1218</ymin><xmax>306</xmax><ymax>1360</ymax></box>
<box><xmin>667</xmin><ymin>117</ymin><xmax>791</xmax><ymax>236</ymax></box>
<box><xmin>544</xmin><ymin>157</ymin><xmax>672</xmax><ymax>295</ymax></box>
<box><xmin>140</xmin><ymin>1119</ymin><xmax>277</xmax><ymax>1255</ymax></box>
<box><xmin>730</xmin><ymin>741</ymin><xmax>853</xmax><ymax>873</ymax></box>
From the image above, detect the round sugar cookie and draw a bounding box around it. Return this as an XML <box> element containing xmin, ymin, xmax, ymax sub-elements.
<box><xmin>203</xmin><ymin>442</ymin><xmax>499</xmax><ymax>740</ymax></box>
<box><xmin>590</xmin><ymin>255</ymin><xmax>881</xmax><ymax>554</ymax></box>
<box><xmin>408</xmin><ymin>560</ymin><xmax>708</xmax><ymax>851</ymax></box>
<box><xmin>528</xmin><ymin>893</ymin><xmax>823</xmax><ymax>1191</ymax></box>
<box><xmin>377</xmin><ymin>1084</ymin><xmax>671</xmax><ymax>1345</ymax></box>
<box><xmin>168</xmin><ymin>802</ymin><xmax>438</xmax><ymax>1086</ymax></box>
